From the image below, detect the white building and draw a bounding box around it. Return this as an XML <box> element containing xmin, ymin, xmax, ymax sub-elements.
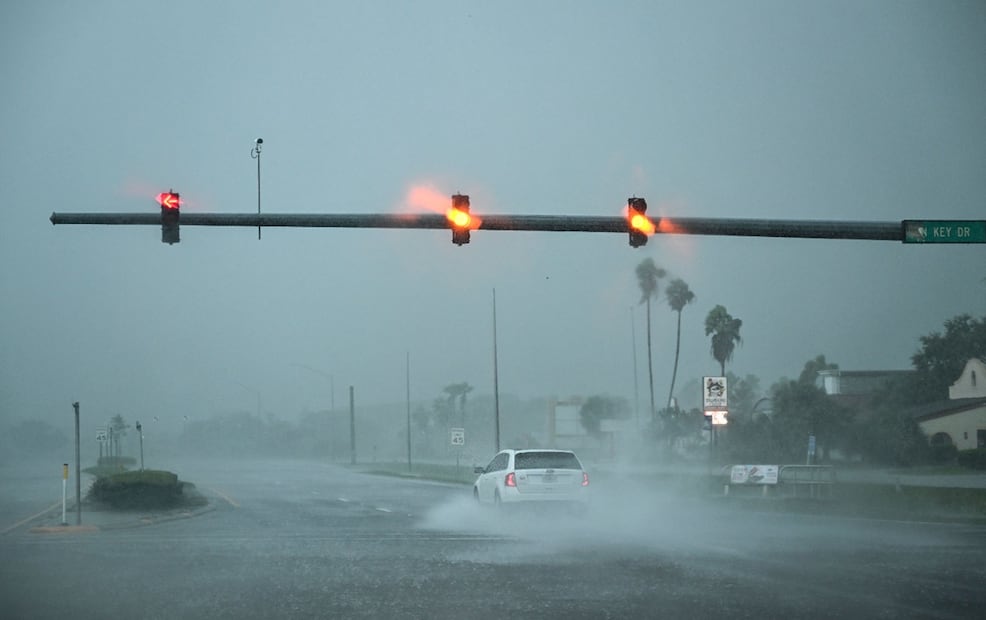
<box><xmin>916</xmin><ymin>359</ymin><xmax>986</xmax><ymax>451</ymax></box>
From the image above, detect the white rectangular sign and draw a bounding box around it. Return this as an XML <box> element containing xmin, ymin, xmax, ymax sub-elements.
<box><xmin>703</xmin><ymin>376</ymin><xmax>728</xmax><ymax>409</ymax></box>
<box><xmin>730</xmin><ymin>465</ymin><xmax>779</xmax><ymax>485</ymax></box>
<box><xmin>450</xmin><ymin>427</ymin><xmax>465</xmax><ymax>446</ymax></box>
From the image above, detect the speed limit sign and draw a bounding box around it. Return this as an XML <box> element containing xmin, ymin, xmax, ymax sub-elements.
<box><xmin>450</xmin><ymin>428</ymin><xmax>465</xmax><ymax>446</ymax></box>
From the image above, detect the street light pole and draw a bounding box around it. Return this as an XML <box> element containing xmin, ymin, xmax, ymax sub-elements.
<box><xmin>492</xmin><ymin>289</ymin><xmax>501</xmax><ymax>452</ymax></box>
<box><xmin>349</xmin><ymin>386</ymin><xmax>356</xmax><ymax>465</ymax></box>
<box><xmin>72</xmin><ymin>402</ymin><xmax>81</xmax><ymax>525</ymax></box>
<box><xmin>291</xmin><ymin>363</ymin><xmax>334</xmax><ymax>412</ymax></box>
<box><xmin>136</xmin><ymin>421</ymin><xmax>144</xmax><ymax>471</ymax></box>
<box><xmin>406</xmin><ymin>351</ymin><xmax>412</xmax><ymax>473</ymax></box>
<box><xmin>251</xmin><ymin>138</ymin><xmax>263</xmax><ymax>240</ymax></box>
<box><xmin>234</xmin><ymin>381</ymin><xmax>262</xmax><ymax>418</ymax></box>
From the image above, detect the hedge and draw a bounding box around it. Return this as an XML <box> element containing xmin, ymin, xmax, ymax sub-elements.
<box><xmin>957</xmin><ymin>448</ymin><xmax>986</xmax><ymax>470</ymax></box>
<box><xmin>89</xmin><ymin>469</ymin><xmax>183</xmax><ymax>509</ymax></box>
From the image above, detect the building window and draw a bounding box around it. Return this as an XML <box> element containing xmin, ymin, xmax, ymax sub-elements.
<box><xmin>972</xmin><ymin>370</ymin><xmax>977</xmax><ymax>387</ymax></box>
<box><xmin>979</xmin><ymin>430</ymin><xmax>985</xmax><ymax>449</ymax></box>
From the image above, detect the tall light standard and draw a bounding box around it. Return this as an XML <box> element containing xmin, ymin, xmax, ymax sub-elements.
<box><xmin>291</xmin><ymin>363</ymin><xmax>335</xmax><ymax>412</ymax></box>
<box><xmin>136</xmin><ymin>420</ymin><xmax>144</xmax><ymax>471</ymax></box>
<box><xmin>234</xmin><ymin>381</ymin><xmax>262</xmax><ymax>418</ymax></box>
<box><xmin>291</xmin><ymin>363</ymin><xmax>336</xmax><ymax>460</ymax></box>
<box><xmin>251</xmin><ymin>137</ymin><xmax>263</xmax><ymax>240</ymax></box>
<box><xmin>492</xmin><ymin>289</ymin><xmax>501</xmax><ymax>452</ymax></box>
<box><xmin>406</xmin><ymin>352</ymin><xmax>412</xmax><ymax>472</ymax></box>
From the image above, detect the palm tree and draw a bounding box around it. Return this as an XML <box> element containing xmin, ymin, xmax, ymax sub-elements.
<box><xmin>704</xmin><ymin>305</ymin><xmax>742</xmax><ymax>376</ymax></box>
<box><xmin>443</xmin><ymin>382</ymin><xmax>473</xmax><ymax>427</ymax></box>
<box><xmin>635</xmin><ymin>258</ymin><xmax>667</xmax><ymax>421</ymax></box>
<box><xmin>109</xmin><ymin>414</ymin><xmax>129</xmax><ymax>459</ymax></box>
<box><xmin>665</xmin><ymin>278</ymin><xmax>695</xmax><ymax>409</ymax></box>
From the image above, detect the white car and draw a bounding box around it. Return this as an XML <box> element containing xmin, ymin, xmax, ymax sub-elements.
<box><xmin>473</xmin><ymin>449</ymin><xmax>590</xmax><ymax>509</ymax></box>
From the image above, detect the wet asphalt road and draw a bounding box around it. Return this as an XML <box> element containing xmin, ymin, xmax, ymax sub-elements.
<box><xmin>2</xmin><ymin>458</ymin><xmax>985</xmax><ymax>619</ymax></box>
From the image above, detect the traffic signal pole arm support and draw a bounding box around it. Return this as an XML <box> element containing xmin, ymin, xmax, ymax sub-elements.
<box><xmin>51</xmin><ymin>211</ymin><xmax>917</xmax><ymax>241</ymax></box>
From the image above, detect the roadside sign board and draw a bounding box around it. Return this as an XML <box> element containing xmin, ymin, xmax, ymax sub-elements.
<box><xmin>730</xmin><ymin>465</ymin><xmax>779</xmax><ymax>485</ymax></box>
<box><xmin>903</xmin><ymin>220</ymin><xmax>986</xmax><ymax>244</ymax></box>
<box><xmin>703</xmin><ymin>376</ymin><xmax>728</xmax><ymax>409</ymax></box>
<box><xmin>450</xmin><ymin>427</ymin><xmax>465</xmax><ymax>446</ymax></box>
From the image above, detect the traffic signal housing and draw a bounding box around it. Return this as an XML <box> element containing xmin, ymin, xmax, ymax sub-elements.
<box><xmin>158</xmin><ymin>191</ymin><xmax>180</xmax><ymax>244</ymax></box>
<box><xmin>627</xmin><ymin>197</ymin><xmax>654</xmax><ymax>248</ymax></box>
<box><xmin>448</xmin><ymin>194</ymin><xmax>471</xmax><ymax>245</ymax></box>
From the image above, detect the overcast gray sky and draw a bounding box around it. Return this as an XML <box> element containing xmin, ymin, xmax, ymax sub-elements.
<box><xmin>1</xmin><ymin>1</ymin><xmax>984</xmax><ymax>435</ymax></box>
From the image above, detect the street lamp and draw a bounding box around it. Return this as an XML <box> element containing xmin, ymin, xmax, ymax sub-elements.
<box><xmin>233</xmin><ymin>381</ymin><xmax>263</xmax><ymax>418</ymax></box>
<box><xmin>291</xmin><ymin>363</ymin><xmax>338</xmax><ymax>461</ymax></box>
<box><xmin>136</xmin><ymin>420</ymin><xmax>144</xmax><ymax>471</ymax></box>
<box><xmin>291</xmin><ymin>363</ymin><xmax>335</xmax><ymax>412</ymax></box>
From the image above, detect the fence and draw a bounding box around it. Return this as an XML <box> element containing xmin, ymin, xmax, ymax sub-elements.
<box><xmin>723</xmin><ymin>464</ymin><xmax>835</xmax><ymax>499</ymax></box>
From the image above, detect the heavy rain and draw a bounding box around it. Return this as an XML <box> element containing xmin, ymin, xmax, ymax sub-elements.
<box><xmin>2</xmin><ymin>1</ymin><xmax>985</xmax><ymax>619</ymax></box>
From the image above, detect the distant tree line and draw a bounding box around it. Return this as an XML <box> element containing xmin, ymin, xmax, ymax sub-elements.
<box><xmin>631</xmin><ymin>253</ymin><xmax>984</xmax><ymax>466</ymax></box>
<box><xmin>688</xmin><ymin>314</ymin><xmax>986</xmax><ymax>467</ymax></box>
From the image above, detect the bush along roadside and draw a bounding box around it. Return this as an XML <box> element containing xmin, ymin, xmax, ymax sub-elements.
<box><xmin>958</xmin><ymin>448</ymin><xmax>986</xmax><ymax>470</ymax></box>
<box><xmin>88</xmin><ymin>469</ymin><xmax>187</xmax><ymax>510</ymax></box>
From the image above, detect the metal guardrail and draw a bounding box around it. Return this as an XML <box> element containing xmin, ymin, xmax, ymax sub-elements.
<box><xmin>778</xmin><ymin>465</ymin><xmax>835</xmax><ymax>499</ymax></box>
<box><xmin>723</xmin><ymin>464</ymin><xmax>836</xmax><ymax>499</ymax></box>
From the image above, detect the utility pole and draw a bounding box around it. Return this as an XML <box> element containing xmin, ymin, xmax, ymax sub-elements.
<box><xmin>406</xmin><ymin>352</ymin><xmax>412</xmax><ymax>473</ymax></box>
<box><xmin>349</xmin><ymin>386</ymin><xmax>356</xmax><ymax>465</ymax></box>
<box><xmin>492</xmin><ymin>289</ymin><xmax>501</xmax><ymax>452</ymax></box>
<box><xmin>251</xmin><ymin>138</ymin><xmax>263</xmax><ymax>240</ymax></box>
<box><xmin>631</xmin><ymin>306</ymin><xmax>640</xmax><ymax>432</ymax></box>
<box><xmin>136</xmin><ymin>421</ymin><xmax>144</xmax><ymax>470</ymax></box>
<box><xmin>72</xmin><ymin>402</ymin><xmax>81</xmax><ymax>525</ymax></box>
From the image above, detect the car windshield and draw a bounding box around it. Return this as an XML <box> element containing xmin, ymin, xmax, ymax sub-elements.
<box><xmin>515</xmin><ymin>452</ymin><xmax>582</xmax><ymax>470</ymax></box>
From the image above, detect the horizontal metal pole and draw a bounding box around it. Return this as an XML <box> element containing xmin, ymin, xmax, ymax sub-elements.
<box><xmin>49</xmin><ymin>212</ymin><xmax>905</xmax><ymax>241</ymax></box>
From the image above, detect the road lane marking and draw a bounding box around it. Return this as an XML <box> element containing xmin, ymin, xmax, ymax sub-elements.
<box><xmin>375</xmin><ymin>507</ymin><xmax>393</xmax><ymax>513</ymax></box>
<box><xmin>1</xmin><ymin>501</ymin><xmax>62</xmax><ymax>535</ymax></box>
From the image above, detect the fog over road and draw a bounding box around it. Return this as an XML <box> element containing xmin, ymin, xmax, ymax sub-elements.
<box><xmin>2</xmin><ymin>459</ymin><xmax>984</xmax><ymax>619</ymax></box>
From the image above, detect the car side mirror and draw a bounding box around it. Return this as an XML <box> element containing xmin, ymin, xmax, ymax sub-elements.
<box><xmin>473</xmin><ymin>466</ymin><xmax>486</xmax><ymax>474</ymax></box>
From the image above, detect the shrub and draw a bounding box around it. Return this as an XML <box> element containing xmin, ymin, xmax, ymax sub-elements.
<box><xmin>89</xmin><ymin>469</ymin><xmax>183</xmax><ymax>509</ymax></box>
<box><xmin>97</xmin><ymin>456</ymin><xmax>137</xmax><ymax>469</ymax></box>
<box><xmin>928</xmin><ymin>443</ymin><xmax>958</xmax><ymax>465</ymax></box>
<box><xmin>957</xmin><ymin>448</ymin><xmax>986</xmax><ymax>470</ymax></box>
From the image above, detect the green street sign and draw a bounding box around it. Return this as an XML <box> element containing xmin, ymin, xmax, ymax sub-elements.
<box><xmin>903</xmin><ymin>220</ymin><xmax>986</xmax><ymax>244</ymax></box>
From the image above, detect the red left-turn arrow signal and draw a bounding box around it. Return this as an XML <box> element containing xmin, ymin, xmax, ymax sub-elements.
<box><xmin>157</xmin><ymin>192</ymin><xmax>180</xmax><ymax>210</ymax></box>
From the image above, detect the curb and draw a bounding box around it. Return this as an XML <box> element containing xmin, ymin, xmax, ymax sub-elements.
<box><xmin>22</xmin><ymin>494</ymin><xmax>216</xmax><ymax>534</ymax></box>
<box><xmin>29</xmin><ymin>524</ymin><xmax>99</xmax><ymax>534</ymax></box>
<box><xmin>95</xmin><ymin>500</ymin><xmax>217</xmax><ymax>531</ymax></box>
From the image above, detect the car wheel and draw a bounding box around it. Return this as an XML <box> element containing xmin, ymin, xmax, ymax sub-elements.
<box><xmin>493</xmin><ymin>490</ymin><xmax>502</xmax><ymax>510</ymax></box>
<box><xmin>473</xmin><ymin>487</ymin><xmax>480</xmax><ymax>503</ymax></box>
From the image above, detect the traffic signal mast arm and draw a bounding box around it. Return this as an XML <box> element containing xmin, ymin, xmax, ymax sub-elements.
<box><xmin>51</xmin><ymin>211</ymin><xmax>908</xmax><ymax>241</ymax></box>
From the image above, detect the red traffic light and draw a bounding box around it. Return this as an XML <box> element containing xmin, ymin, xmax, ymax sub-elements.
<box><xmin>159</xmin><ymin>190</ymin><xmax>180</xmax><ymax>244</ymax></box>
<box><xmin>157</xmin><ymin>192</ymin><xmax>180</xmax><ymax>210</ymax></box>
